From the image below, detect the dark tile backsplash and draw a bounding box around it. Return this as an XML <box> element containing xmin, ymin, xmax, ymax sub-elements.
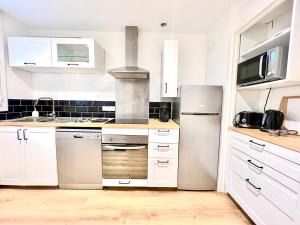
<box><xmin>0</xmin><ymin>99</ymin><xmax>171</xmax><ymax>121</ymax></box>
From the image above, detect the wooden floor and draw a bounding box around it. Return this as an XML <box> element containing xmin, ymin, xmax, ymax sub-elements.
<box><xmin>0</xmin><ymin>188</ymin><xmax>251</xmax><ymax>225</ymax></box>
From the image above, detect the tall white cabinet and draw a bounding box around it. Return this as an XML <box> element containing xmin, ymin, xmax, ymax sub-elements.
<box><xmin>0</xmin><ymin>12</ymin><xmax>7</xmax><ymax>112</ymax></box>
<box><xmin>0</xmin><ymin>126</ymin><xmax>58</xmax><ymax>186</ymax></box>
<box><xmin>161</xmin><ymin>40</ymin><xmax>179</xmax><ymax>97</ymax></box>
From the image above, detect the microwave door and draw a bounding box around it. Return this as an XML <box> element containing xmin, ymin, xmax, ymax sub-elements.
<box><xmin>237</xmin><ymin>52</ymin><xmax>267</xmax><ymax>86</ymax></box>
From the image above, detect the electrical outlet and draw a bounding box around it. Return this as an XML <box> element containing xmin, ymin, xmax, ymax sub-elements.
<box><xmin>102</xmin><ymin>106</ymin><xmax>115</xmax><ymax>111</ymax></box>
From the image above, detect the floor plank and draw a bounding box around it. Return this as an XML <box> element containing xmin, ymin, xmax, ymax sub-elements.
<box><xmin>0</xmin><ymin>188</ymin><xmax>251</xmax><ymax>225</ymax></box>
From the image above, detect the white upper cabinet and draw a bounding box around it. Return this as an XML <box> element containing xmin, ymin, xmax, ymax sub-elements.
<box><xmin>0</xmin><ymin>13</ymin><xmax>8</xmax><ymax>112</ymax></box>
<box><xmin>51</xmin><ymin>38</ymin><xmax>95</xmax><ymax>68</ymax></box>
<box><xmin>7</xmin><ymin>37</ymin><xmax>105</xmax><ymax>74</ymax></box>
<box><xmin>161</xmin><ymin>40</ymin><xmax>178</xmax><ymax>97</ymax></box>
<box><xmin>7</xmin><ymin>37</ymin><xmax>52</xmax><ymax>67</ymax></box>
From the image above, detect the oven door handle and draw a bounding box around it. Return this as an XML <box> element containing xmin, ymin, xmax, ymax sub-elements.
<box><xmin>102</xmin><ymin>145</ymin><xmax>146</xmax><ymax>150</ymax></box>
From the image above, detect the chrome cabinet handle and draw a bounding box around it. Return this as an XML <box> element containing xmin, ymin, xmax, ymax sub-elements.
<box><xmin>158</xmin><ymin>144</ymin><xmax>170</xmax><ymax>148</ymax></box>
<box><xmin>23</xmin><ymin>129</ymin><xmax>28</xmax><ymax>141</ymax></box>
<box><xmin>119</xmin><ymin>181</ymin><xmax>130</xmax><ymax>184</ymax></box>
<box><xmin>24</xmin><ymin>62</ymin><xmax>36</xmax><ymax>65</ymax></box>
<box><xmin>249</xmin><ymin>140</ymin><xmax>265</xmax><ymax>152</ymax></box>
<box><xmin>246</xmin><ymin>178</ymin><xmax>261</xmax><ymax>190</ymax></box>
<box><xmin>165</xmin><ymin>83</ymin><xmax>168</xmax><ymax>93</ymax></box>
<box><xmin>17</xmin><ymin>129</ymin><xmax>22</xmax><ymax>140</ymax></box>
<box><xmin>73</xmin><ymin>134</ymin><xmax>84</xmax><ymax>138</ymax></box>
<box><xmin>67</xmin><ymin>63</ymin><xmax>79</xmax><ymax>66</ymax></box>
<box><xmin>249</xmin><ymin>140</ymin><xmax>265</xmax><ymax>147</ymax></box>
<box><xmin>247</xmin><ymin>159</ymin><xmax>263</xmax><ymax>169</ymax></box>
<box><xmin>157</xmin><ymin>160</ymin><xmax>169</xmax><ymax>164</ymax></box>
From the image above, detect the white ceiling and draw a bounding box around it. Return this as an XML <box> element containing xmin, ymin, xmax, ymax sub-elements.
<box><xmin>0</xmin><ymin>0</ymin><xmax>236</xmax><ymax>33</ymax></box>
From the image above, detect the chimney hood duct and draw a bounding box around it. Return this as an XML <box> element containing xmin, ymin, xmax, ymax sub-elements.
<box><xmin>108</xmin><ymin>26</ymin><xmax>149</xmax><ymax>79</ymax></box>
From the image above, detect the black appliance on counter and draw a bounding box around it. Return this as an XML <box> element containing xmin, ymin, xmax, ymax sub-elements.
<box><xmin>159</xmin><ymin>103</ymin><xmax>170</xmax><ymax>122</ymax></box>
<box><xmin>260</xmin><ymin>110</ymin><xmax>284</xmax><ymax>132</ymax></box>
<box><xmin>233</xmin><ymin>111</ymin><xmax>263</xmax><ymax>129</ymax></box>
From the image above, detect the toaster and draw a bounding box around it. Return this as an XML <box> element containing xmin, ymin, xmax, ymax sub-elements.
<box><xmin>233</xmin><ymin>111</ymin><xmax>264</xmax><ymax>129</ymax></box>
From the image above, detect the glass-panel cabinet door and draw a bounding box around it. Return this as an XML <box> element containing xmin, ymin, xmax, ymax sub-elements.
<box><xmin>52</xmin><ymin>38</ymin><xmax>94</xmax><ymax>68</ymax></box>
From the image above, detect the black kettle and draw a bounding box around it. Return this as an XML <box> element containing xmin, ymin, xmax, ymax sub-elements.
<box><xmin>260</xmin><ymin>110</ymin><xmax>284</xmax><ymax>132</ymax></box>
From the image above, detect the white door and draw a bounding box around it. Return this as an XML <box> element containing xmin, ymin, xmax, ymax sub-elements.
<box><xmin>0</xmin><ymin>127</ymin><xmax>26</xmax><ymax>185</ymax></box>
<box><xmin>24</xmin><ymin>127</ymin><xmax>58</xmax><ymax>186</ymax></box>
<box><xmin>51</xmin><ymin>38</ymin><xmax>94</xmax><ymax>68</ymax></box>
<box><xmin>161</xmin><ymin>40</ymin><xmax>178</xmax><ymax>97</ymax></box>
<box><xmin>7</xmin><ymin>37</ymin><xmax>52</xmax><ymax>67</ymax></box>
<box><xmin>148</xmin><ymin>158</ymin><xmax>178</xmax><ymax>187</ymax></box>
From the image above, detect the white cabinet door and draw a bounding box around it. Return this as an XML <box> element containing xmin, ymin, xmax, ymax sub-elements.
<box><xmin>0</xmin><ymin>14</ymin><xmax>8</xmax><ymax>112</ymax></box>
<box><xmin>51</xmin><ymin>38</ymin><xmax>95</xmax><ymax>68</ymax></box>
<box><xmin>0</xmin><ymin>127</ymin><xmax>26</xmax><ymax>185</ymax></box>
<box><xmin>7</xmin><ymin>37</ymin><xmax>52</xmax><ymax>67</ymax></box>
<box><xmin>161</xmin><ymin>40</ymin><xmax>178</xmax><ymax>97</ymax></box>
<box><xmin>148</xmin><ymin>158</ymin><xmax>178</xmax><ymax>187</ymax></box>
<box><xmin>24</xmin><ymin>127</ymin><xmax>58</xmax><ymax>186</ymax></box>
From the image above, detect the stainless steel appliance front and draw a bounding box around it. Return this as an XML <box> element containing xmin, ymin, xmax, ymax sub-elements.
<box><xmin>174</xmin><ymin>85</ymin><xmax>223</xmax><ymax>190</ymax></box>
<box><xmin>56</xmin><ymin>129</ymin><xmax>102</xmax><ymax>189</ymax></box>
<box><xmin>102</xmin><ymin>134</ymin><xmax>148</xmax><ymax>180</ymax></box>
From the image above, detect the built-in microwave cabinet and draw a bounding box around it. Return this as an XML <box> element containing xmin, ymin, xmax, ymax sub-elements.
<box><xmin>161</xmin><ymin>40</ymin><xmax>179</xmax><ymax>97</ymax></box>
<box><xmin>7</xmin><ymin>37</ymin><xmax>105</xmax><ymax>73</ymax></box>
<box><xmin>237</xmin><ymin>0</ymin><xmax>300</xmax><ymax>89</ymax></box>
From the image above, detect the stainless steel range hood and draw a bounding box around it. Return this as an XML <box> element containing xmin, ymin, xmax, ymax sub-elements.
<box><xmin>108</xmin><ymin>26</ymin><xmax>149</xmax><ymax>79</ymax></box>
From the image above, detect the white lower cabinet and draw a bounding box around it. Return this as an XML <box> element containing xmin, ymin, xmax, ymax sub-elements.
<box><xmin>0</xmin><ymin>127</ymin><xmax>26</xmax><ymax>185</ymax></box>
<box><xmin>228</xmin><ymin>131</ymin><xmax>300</xmax><ymax>225</ymax></box>
<box><xmin>0</xmin><ymin>126</ymin><xmax>58</xmax><ymax>186</ymax></box>
<box><xmin>148</xmin><ymin>128</ymin><xmax>179</xmax><ymax>187</ymax></box>
<box><xmin>148</xmin><ymin>158</ymin><xmax>178</xmax><ymax>187</ymax></box>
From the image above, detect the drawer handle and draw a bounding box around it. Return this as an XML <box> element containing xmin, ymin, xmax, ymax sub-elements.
<box><xmin>249</xmin><ymin>140</ymin><xmax>265</xmax><ymax>152</ymax></box>
<box><xmin>158</xmin><ymin>130</ymin><xmax>169</xmax><ymax>133</ymax></box>
<box><xmin>158</xmin><ymin>145</ymin><xmax>170</xmax><ymax>148</ymax></box>
<box><xmin>247</xmin><ymin>160</ymin><xmax>263</xmax><ymax>170</ymax></box>
<box><xmin>246</xmin><ymin>178</ymin><xmax>261</xmax><ymax>190</ymax></box>
<box><xmin>249</xmin><ymin>140</ymin><xmax>265</xmax><ymax>147</ymax></box>
<box><xmin>119</xmin><ymin>181</ymin><xmax>130</xmax><ymax>184</ymax></box>
<box><xmin>67</xmin><ymin>63</ymin><xmax>79</xmax><ymax>66</ymax></box>
<box><xmin>157</xmin><ymin>160</ymin><xmax>169</xmax><ymax>164</ymax></box>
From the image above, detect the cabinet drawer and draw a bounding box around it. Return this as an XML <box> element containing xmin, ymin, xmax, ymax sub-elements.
<box><xmin>230</xmin><ymin>151</ymin><xmax>298</xmax><ymax>220</ymax></box>
<box><xmin>149</xmin><ymin>129</ymin><xmax>179</xmax><ymax>143</ymax></box>
<box><xmin>148</xmin><ymin>158</ymin><xmax>178</xmax><ymax>187</ymax></box>
<box><xmin>229</xmin><ymin>169</ymin><xmax>295</xmax><ymax>225</ymax></box>
<box><xmin>148</xmin><ymin>143</ymin><xmax>178</xmax><ymax>158</ymax></box>
<box><xmin>102</xmin><ymin>179</ymin><xmax>147</xmax><ymax>187</ymax></box>
<box><xmin>232</xmin><ymin>147</ymin><xmax>299</xmax><ymax>193</ymax></box>
<box><xmin>230</xmin><ymin>131</ymin><xmax>300</xmax><ymax>182</ymax></box>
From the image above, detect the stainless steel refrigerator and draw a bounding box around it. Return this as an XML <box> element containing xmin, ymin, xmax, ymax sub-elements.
<box><xmin>173</xmin><ymin>85</ymin><xmax>223</xmax><ymax>190</ymax></box>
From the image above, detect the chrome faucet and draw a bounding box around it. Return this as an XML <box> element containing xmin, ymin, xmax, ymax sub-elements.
<box><xmin>34</xmin><ymin>97</ymin><xmax>56</xmax><ymax>119</ymax></box>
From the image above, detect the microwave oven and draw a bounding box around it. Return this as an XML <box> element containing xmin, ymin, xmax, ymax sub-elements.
<box><xmin>237</xmin><ymin>46</ymin><xmax>288</xmax><ymax>86</ymax></box>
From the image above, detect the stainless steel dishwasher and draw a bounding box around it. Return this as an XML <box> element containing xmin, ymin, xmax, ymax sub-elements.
<box><xmin>56</xmin><ymin>128</ymin><xmax>102</xmax><ymax>189</ymax></box>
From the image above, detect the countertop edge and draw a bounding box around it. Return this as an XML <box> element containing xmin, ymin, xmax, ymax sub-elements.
<box><xmin>229</xmin><ymin>126</ymin><xmax>300</xmax><ymax>153</ymax></box>
<box><xmin>0</xmin><ymin>119</ymin><xmax>180</xmax><ymax>129</ymax></box>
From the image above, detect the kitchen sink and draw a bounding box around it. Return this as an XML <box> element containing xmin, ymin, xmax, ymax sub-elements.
<box><xmin>12</xmin><ymin>117</ymin><xmax>56</xmax><ymax>122</ymax></box>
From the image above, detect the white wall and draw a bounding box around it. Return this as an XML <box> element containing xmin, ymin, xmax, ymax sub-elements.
<box><xmin>29</xmin><ymin>29</ymin><xmax>207</xmax><ymax>101</ymax></box>
<box><xmin>204</xmin><ymin>0</ymin><xmax>290</xmax><ymax>192</ymax></box>
<box><xmin>2</xmin><ymin>13</ymin><xmax>33</xmax><ymax>99</ymax></box>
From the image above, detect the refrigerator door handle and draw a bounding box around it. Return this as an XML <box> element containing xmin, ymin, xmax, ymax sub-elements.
<box><xmin>180</xmin><ymin>112</ymin><xmax>220</xmax><ymax>116</ymax></box>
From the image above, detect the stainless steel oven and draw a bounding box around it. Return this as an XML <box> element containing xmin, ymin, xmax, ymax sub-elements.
<box><xmin>102</xmin><ymin>134</ymin><xmax>148</xmax><ymax>185</ymax></box>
